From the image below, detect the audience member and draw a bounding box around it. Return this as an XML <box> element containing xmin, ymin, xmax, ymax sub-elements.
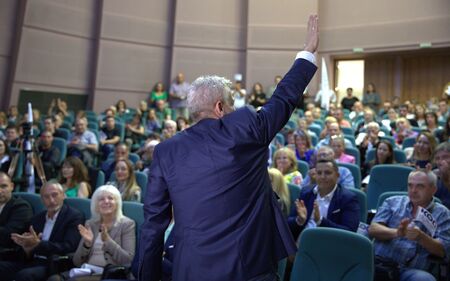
<box><xmin>369</xmin><ymin>170</ymin><xmax>450</xmax><ymax>281</ymax></box>
<box><xmin>332</xmin><ymin>107</ymin><xmax>351</xmax><ymax>128</ymax></box>
<box><xmin>137</xmin><ymin>100</ymin><xmax>149</xmax><ymax>120</ymax></box>
<box><xmin>149</xmin><ymin>82</ymin><xmax>168</xmax><ymax>107</ymax></box>
<box><xmin>60</xmin><ymin>157</ymin><xmax>91</xmax><ymax>198</ymax></box>
<box><xmin>433</xmin><ymin>142</ymin><xmax>450</xmax><ymax>209</ymax></box>
<box><xmin>362</xmin><ymin>83</ymin><xmax>381</xmax><ymax>112</ymax></box>
<box><xmin>0</xmin><ymin>111</ymin><xmax>7</xmax><ymax>131</ymax></box>
<box><xmin>68</xmin><ymin>117</ymin><xmax>98</xmax><ymax>168</ymax></box>
<box><xmin>6</xmin><ymin>106</ymin><xmax>20</xmax><ymax>125</ymax></box>
<box><xmin>47</xmin><ymin>98</ymin><xmax>68</xmax><ymax>117</ymax></box>
<box><xmin>288</xmin><ymin>159</ymin><xmax>360</xmax><ymax>241</ymax></box>
<box><xmin>169</xmin><ymin>72</ymin><xmax>190</xmax><ymax>119</ymax></box>
<box><xmin>99</xmin><ymin>116</ymin><xmax>121</xmax><ymax>159</ymax></box>
<box><xmin>273</xmin><ymin>147</ymin><xmax>303</xmax><ymax>187</ymax></box>
<box><xmin>357</xmin><ymin>122</ymin><xmax>385</xmax><ymax>164</ymax></box>
<box><xmin>293</xmin><ymin>129</ymin><xmax>315</xmax><ymax>166</ymax></box>
<box><xmin>435</xmin><ymin>115</ymin><xmax>449</xmax><ymax>143</ymax></box>
<box><xmin>330</xmin><ymin>135</ymin><xmax>355</xmax><ymax>164</ymax></box>
<box><xmin>349</xmin><ymin>101</ymin><xmax>364</xmax><ymax>121</ymax></box>
<box><xmin>267</xmin><ymin>75</ymin><xmax>282</xmax><ymax>99</ymax></box>
<box><xmin>154</xmin><ymin>100</ymin><xmax>172</xmax><ymax>123</ymax></box>
<box><xmin>136</xmin><ymin>140</ymin><xmax>159</xmax><ymax>174</ymax></box>
<box><xmin>125</xmin><ymin>114</ymin><xmax>145</xmax><ymax>150</ymax></box>
<box><xmin>5</xmin><ymin>125</ymin><xmax>20</xmax><ymax>148</ymax></box>
<box><xmin>110</xmin><ymin>159</ymin><xmax>141</xmax><ymax>202</ymax></box>
<box><xmin>37</xmin><ymin>130</ymin><xmax>61</xmax><ymax>180</ymax></box>
<box><xmin>414</xmin><ymin>104</ymin><xmax>427</xmax><ymax>128</ymax></box>
<box><xmin>144</xmin><ymin>109</ymin><xmax>162</xmax><ymax>135</ymax></box>
<box><xmin>248</xmin><ymin>82</ymin><xmax>267</xmax><ymax>108</ymax></box>
<box><xmin>43</xmin><ymin>116</ymin><xmax>65</xmax><ymax>139</ymax></box>
<box><xmin>301</xmin><ymin>146</ymin><xmax>355</xmax><ymax>189</ymax></box>
<box><xmin>0</xmin><ymin>181</ymin><xmax>83</xmax><ymax>281</ymax></box>
<box><xmin>393</xmin><ymin>117</ymin><xmax>418</xmax><ymax>146</ymax></box>
<box><xmin>101</xmin><ymin>143</ymin><xmax>129</xmax><ymax>182</ymax></box>
<box><xmin>406</xmin><ymin>131</ymin><xmax>437</xmax><ymax>169</ymax></box>
<box><xmin>355</xmin><ymin>108</ymin><xmax>378</xmax><ymax>136</ymax></box>
<box><xmin>231</xmin><ymin>80</ymin><xmax>247</xmax><ymax>109</ymax></box>
<box><xmin>362</xmin><ymin>140</ymin><xmax>395</xmax><ymax>179</ymax></box>
<box><xmin>115</xmin><ymin>100</ymin><xmax>129</xmax><ymax>118</ymax></box>
<box><xmin>48</xmin><ymin>185</ymin><xmax>136</xmax><ymax>281</ymax></box>
<box><xmin>0</xmin><ymin>139</ymin><xmax>11</xmax><ymax>173</ymax></box>
<box><xmin>316</xmin><ymin>122</ymin><xmax>353</xmax><ymax>149</ymax></box>
<box><xmin>0</xmin><ymin>172</ymin><xmax>32</xmax><ymax>258</ymax></box>
<box><xmin>424</xmin><ymin>111</ymin><xmax>441</xmax><ymax>135</ymax></box>
<box><xmin>340</xmin><ymin>87</ymin><xmax>359</xmax><ymax>111</ymax></box>
<box><xmin>176</xmin><ymin>116</ymin><xmax>189</xmax><ymax>132</ymax></box>
<box><xmin>437</xmin><ymin>98</ymin><xmax>449</xmax><ymax>122</ymax></box>
<box><xmin>268</xmin><ymin>168</ymin><xmax>291</xmax><ymax>217</ymax></box>
<box><xmin>396</xmin><ymin>104</ymin><xmax>418</xmax><ymax>128</ymax></box>
<box><xmin>162</xmin><ymin>120</ymin><xmax>177</xmax><ymax>141</ymax></box>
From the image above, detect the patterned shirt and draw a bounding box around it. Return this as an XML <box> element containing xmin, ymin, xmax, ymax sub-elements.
<box><xmin>373</xmin><ymin>196</ymin><xmax>450</xmax><ymax>270</ymax></box>
<box><xmin>301</xmin><ymin>166</ymin><xmax>355</xmax><ymax>189</ymax></box>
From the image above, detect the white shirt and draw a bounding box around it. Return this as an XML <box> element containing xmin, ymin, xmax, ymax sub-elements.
<box><xmin>306</xmin><ymin>184</ymin><xmax>338</xmax><ymax>229</ymax></box>
<box><xmin>42</xmin><ymin>210</ymin><xmax>60</xmax><ymax>241</ymax></box>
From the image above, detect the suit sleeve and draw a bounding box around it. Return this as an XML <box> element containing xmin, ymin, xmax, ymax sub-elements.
<box><xmin>32</xmin><ymin>208</ymin><xmax>84</xmax><ymax>256</ymax></box>
<box><xmin>0</xmin><ymin>199</ymin><xmax>32</xmax><ymax>248</ymax></box>
<box><xmin>138</xmin><ymin>147</ymin><xmax>172</xmax><ymax>281</ymax></box>
<box><xmin>251</xmin><ymin>59</ymin><xmax>317</xmax><ymax>145</ymax></box>
<box><xmin>320</xmin><ymin>193</ymin><xmax>360</xmax><ymax>232</ymax></box>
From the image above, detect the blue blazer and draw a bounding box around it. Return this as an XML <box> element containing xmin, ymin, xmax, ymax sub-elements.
<box><xmin>288</xmin><ymin>185</ymin><xmax>360</xmax><ymax>240</ymax></box>
<box><xmin>138</xmin><ymin>58</ymin><xmax>317</xmax><ymax>281</ymax></box>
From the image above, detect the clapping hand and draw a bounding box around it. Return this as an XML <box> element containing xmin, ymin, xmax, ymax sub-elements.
<box><xmin>78</xmin><ymin>224</ymin><xmax>94</xmax><ymax>247</ymax></box>
<box><xmin>295</xmin><ymin>199</ymin><xmax>307</xmax><ymax>225</ymax></box>
<box><xmin>313</xmin><ymin>201</ymin><xmax>321</xmax><ymax>224</ymax></box>
<box><xmin>11</xmin><ymin>226</ymin><xmax>41</xmax><ymax>253</ymax></box>
<box><xmin>100</xmin><ymin>224</ymin><xmax>110</xmax><ymax>242</ymax></box>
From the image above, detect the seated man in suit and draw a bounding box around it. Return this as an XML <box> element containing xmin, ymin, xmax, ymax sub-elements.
<box><xmin>0</xmin><ymin>180</ymin><xmax>84</xmax><ymax>281</ymax></box>
<box><xmin>301</xmin><ymin>146</ymin><xmax>355</xmax><ymax>189</ymax></box>
<box><xmin>288</xmin><ymin>159</ymin><xmax>360</xmax><ymax>241</ymax></box>
<box><xmin>369</xmin><ymin>170</ymin><xmax>450</xmax><ymax>281</ymax></box>
<box><xmin>0</xmin><ymin>172</ymin><xmax>33</xmax><ymax>258</ymax></box>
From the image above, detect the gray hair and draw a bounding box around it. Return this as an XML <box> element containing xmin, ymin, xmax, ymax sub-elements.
<box><xmin>434</xmin><ymin>142</ymin><xmax>450</xmax><ymax>156</ymax></box>
<box><xmin>187</xmin><ymin>75</ymin><xmax>233</xmax><ymax>121</ymax></box>
<box><xmin>408</xmin><ymin>170</ymin><xmax>437</xmax><ymax>188</ymax></box>
<box><xmin>42</xmin><ymin>179</ymin><xmax>64</xmax><ymax>192</ymax></box>
<box><xmin>90</xmin><ymin>185</ymin><xmax>123</xmax><ymax>222</ymax></box>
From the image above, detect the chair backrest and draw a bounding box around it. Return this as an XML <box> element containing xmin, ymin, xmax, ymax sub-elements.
<box><xmin>114</xmin><ymin>122</ymin><xmax>125</xmax><ymax>142</ymax></box>
<box><xmin>366</xmin><ymin>148</ymin><xmax>407</xmax><ymax>164</ymax></box>
<box><xmin>402</xmin><ymin>136</ymin><xmax>417</xmax><ymax>150</ymax></box>
<box><xmin>337</xmin><ymin>162</ymin><xmax>361</xmax><ymax>189</ymax></box>
<box><xmin>308</xmin><ymin>125</ymin><xmax>321</xmax><ymax>138</ymax></box>
<box><xmin>379</xmin><ymin>135</ymin><xmax>396</xmax><ymax>146</ymax></box>
<box><xmin>52</xmin><ymin>137</ymin><xmax>67</xmax><ymax>166</ymax></box>
<box><xmin>349</xmin><ymin>188</ymin><xmax>367</xmax><ymax>223</ymax></box>
<box><xmin>288</xmin><ymin>184</ymin><xmax>301</xmax><ymax>213</ymax></box>
<box><xmin>310</xmin><ymin>133</ymin><xmax>318</xmax><ymax>146</ymax></box>
<box><xmin>341</xmin><ymin>127</ymin><xmax>354</xmax><ymax>136</ymax></box>
<box><xmin>344</xmin><ymin>147</ymin><xmax>361</xmax><ymax>166</ymax></box>
<box><xmin>122</xmin><ymin>201</ymin><xmax>144</xmax><ymax>240</ymax></box>
<box><xmin>275</xmin><ymin>133</ymin><xmax>285</xmax><ymax>146</ymax></box>
<box><xmin>278</xmin><ymin>258</ymin><xmax>287</xmax><ymax>281</ymax></box>
<box><xmin>64</xmin><ymin>197</ymin><xmax>91</xmax><ymax>220</ymax></box>
<box><xmin>107</xmin><ymin>153</ymin><xmax>140</xmax><ymax>164</ymax></box>
<box><xmin>343</xmin><ymin>135</ymin><xmax>356</xmax><ymax>147</ymax></box>
<box><xmin>15</xmin><ymin>192</ymin><xmax>45</xmax><ymax>214</ymax></box>
<box><xmin>290</xmin><ymin>228</ymin><xmax>373</xmax><ymax>281</ymax></box>
<box><xmin>376</xmin><ymin>191</ymin><xmax>442</xmax><ymax>210</ymax></box>
<box><xmin>366</xmin><ymin>164</ymin><xmax>414</xmax><ymax>210</ymax></box>
<box><xmin>96</xmin><ymin>170</ymin><xmax>105</xmax><ymax>189</ymax></box>
<box><xmin>55</xmin><ymin>128</ymin><xmax>71</xmax><ymax>141</ymax></box>
<box><xmin>297</xmin><ymin>160</ymin><xmax>309</xmax><ymax>178</ymax></box>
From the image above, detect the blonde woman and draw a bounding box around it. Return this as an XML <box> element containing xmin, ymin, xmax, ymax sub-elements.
<box><xmin>268</xmin><ymin>168</ymin><xmax>291</xmax><ymax>217</ymax></box>
<box><xmin>112</xmin><ymin>159</ymin><xmax>141</xmax><ymax>202</ymax></box>
<box><xmin>273</xmin><ymin>147</ymin><xmax>303</xmax><ymax>187</ymax></box>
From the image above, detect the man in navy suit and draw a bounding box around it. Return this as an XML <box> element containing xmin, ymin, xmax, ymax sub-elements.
<box><xmin>0</xmin><ymin>181</ymin><xmax>83</xmax><ymax>281</ymax></box>
<box><xmin>138</xmin><ymin>15</ymin><xmax>319</xmax><ymax>281</ymax></box>
<box><xmin>288</xmin><ymin>159</ymin><xmax>360</xmax><ymax>240</ymax></box>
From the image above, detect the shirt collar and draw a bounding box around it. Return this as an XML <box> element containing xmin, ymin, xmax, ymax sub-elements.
<box><xmin>314</xmin><ymin>184</ymin><xmax>338</xmax><ymax>201</ymax></box>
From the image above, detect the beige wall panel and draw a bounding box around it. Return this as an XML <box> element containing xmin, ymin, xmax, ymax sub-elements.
<box><xmin>319</xmin><ymin>0</ymin><xmax>450</xmax><ymax>52</ymax></box>
<box><xmin>96</xmin><ymin>40</ymin><xmax>170</xmax><ymax>92</ymax></box>
<box><xmin>0</xmin><ymin>1</ymin><xmax>16</xmax><ymax>56</ymax></box>
<box><xmin>174</xmin><ymin>0</ymin><xmax>245</xmax><ymax>49</ymax></box>
<box><xmin>247</xmin><ymin>0</ymin><xmax>317</xmax><ymax>48</ymax></box>
<box><xmin>171</xmin><ymin>47</ymin><xmax>245</xmax><ymax>83</ymax></box>
<box><xmin>102</xmin><ymin>0</ymin><xmax>172</xmax><ymax>45</ymax></box>
<box><xmin>24</xmin><ymin>0</ymin><xmax>95</xmax><ymax>38</ymax></box>
<box><xmin>93</xmin><ymin>89</ymin><xmax>148</xmax><ymax>113</ymax></box>
<box><xmin>246</xmin><ymin>50</ymin><xmax>319</xmax><ymax>94</ymax></box>
<box><xmin>0</xmin><ymin>58</ymin><xmax>8</xmax><ymax>98</ymax></box>
<box><xmin>15</xmin><ymin>28</ymin><xmax>91</xmax><ymax>89</ymax></box>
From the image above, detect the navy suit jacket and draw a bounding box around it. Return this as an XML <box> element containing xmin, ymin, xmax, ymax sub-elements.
<box><xmin>30</xmin><ymin>204</ymin><xmax>84</xmax><ymax>257</ymax></box>
<box><xmin>139</xmin><ymin>58</ymin><xmax>317</xmax><ymax>281</ymax></box>
<box><xmin>288</xmin><ymin>184</ymin><xmax>360</xmax><ymax>240</ymax></box>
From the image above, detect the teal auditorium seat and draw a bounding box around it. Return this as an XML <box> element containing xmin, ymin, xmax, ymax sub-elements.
<box><xmin>349</xmin><ymin>188</ymin><xmax>368</xmax><ymax>223</ymax></box>
<box><xmin>275</xmin><ymin>133</ymin><xmax>285</xmax><ymax>146</ymax></box>
<box><xmin>308</xmin><ymin>125</ymin><xmax>321</xmax><ymax>138</ymax></box>
<box><xmin>366</xmin><ymin>148</ymin><xmax>407</xmax><ymax>163</ymax></box>
<box><xmin>110</xmin><ymin>171</ymin><xmax>148</xmax><ymax>202</ymax></box>
<box><xmin>297</xmin><ymin>160</ymin><xmax>309</xmax><ymax>178</ymax></box>
<box><xmin>366</xmin><ymin>164</ymin><xmax>414</xmax><ymax>210</ymax></box>
<box><xmin>52</xmin><ymin>137</ymin><xmax>67</xmax><ymax>166</ymax></box>
<box><xmin>107</xmin><ymin>153</ymin><xmax>140</xmax><ymax>164</ymax></box>
<box><xmin>122</xmin><ymin>201</ymin><xmax>144</xmax><ymax>240</ymax></box>
<box><xmin>64</xmin><ymin>197</ymin><xmax>91</xmax><ymax>220</ymax></box>
<box><xmin>337</xmin><ymin>162</ymin><xmax>361</xmax><ymax>189</ymax></box>
<box><xmin>402</xmin><ymin>136</ymin><xmax>416</xmax><ymax>149</ymax></box>
<box><xmin>15</xmin><ymin>192</ymin><xmax>45</xmax><ymax>214</ymax></box>
<box><xmin>344</xmin><ymin>146</ymin><xmax>361</xmax><ymax>166</ymax></box>
<box><xmin>288</xmin><ymin>184</ymin><xmax>301</xmax><ymax>212</ymax></box>
<box><xmin>290</xmin><ymin>228</ymin><xmax>373</xmax><ymax>281</ymax></box>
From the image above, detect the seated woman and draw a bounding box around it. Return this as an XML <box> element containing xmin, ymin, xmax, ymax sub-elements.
<box><xmin>273</xmin><ymin>147</ymin><xmax>303</xmax><ymax>187</ymax></box>
<box><xmin>60</xmin><ymin>157</ymin><xmax>91</xmax><ymax>198</ymax></box>
<box><xmin>362</xmin><ymin>140</ymin><xmax>395</xmax><ymax>180</ymax></box>
<box><xmin>406</xmin><ymin>131</ymin><xmax>437</xmax><ymax>169</ymax></box>
<box><xmin>49</xmin><ymin>185</ymin><xmax>136</xmax><ymax>281</ymax></box>
<box><xmin>125</xmin><ymin>114</ymin><xmax>145</xmax><ymax>151</ymax></box>
<box><xmin>392</xmin><ymin>117</ymin><xmax>417</xmax><ymax>146</ymax></box>
<box><xmin>424</xmin><ymin>111</ymin><xmax>441</xmax><ymax>135</ymax></box>
<box><xmin>268</xmin><ymin>168</ymin><xmax>291</xmax><ymax>217</ymax></box>
<box><xmin>0</xmin><ymin>139</ymin><xmax>11</xmax><ymax>173</ymax></box>
<box><xmin>111</xmin><ymin>159</ymin><xmax>141</xmax><ymax>202</ymax></box>
<box><xmin>330</xmin><ymin>135</ymin><xmax>355</xmax><ymax>164</ymax></box>
<box><xmin>293</xmin><ymin>129</ymin><xmax>315</xmax><ymax>166</ymax></box>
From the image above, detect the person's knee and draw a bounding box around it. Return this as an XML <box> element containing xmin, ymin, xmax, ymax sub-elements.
<box><xmin>400</xmin><ymin>268</ymin><xmax>436</xmax><ymax>281</ymax></box>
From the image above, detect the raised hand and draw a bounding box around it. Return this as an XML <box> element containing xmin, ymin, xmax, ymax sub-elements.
<box><xmin>313</xmin><ymin>200</ymin><xmax>321</xmax><ymax>224</ymax></box>
<box><xmin>100</xmin><ymin>224</ymin><xmax>110</xmax><ymax>242</ymax></box>
<box><xmin>78</xmin><ymin>224</ymin><xmax>94</xmax><ymax>247</ymax></box>
<box><xmin>397</xmin><ymin>218</ymin><xmax>410</xmax><ymax>237</ymax></box>
<box><xmin>295</xmin><ymin>199</ymin><xmax>308</xmax><ymax>225</ymax></box>
<box><xmin>303</xmin><ymin>15</ymin><xmax>319</xmax><ymax>53</ymax></box>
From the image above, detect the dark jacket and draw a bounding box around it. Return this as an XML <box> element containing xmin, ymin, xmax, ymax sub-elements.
<box><xmin>0</xmin><ymin>196</ymin><xmax>33</xmax><ymax>251</ymax></box>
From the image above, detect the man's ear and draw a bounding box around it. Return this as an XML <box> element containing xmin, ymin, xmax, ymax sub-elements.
<box><xmin>214</xmin><ymin>101</ymin><xmax>224</xmax><ymax>118</ymax></box>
